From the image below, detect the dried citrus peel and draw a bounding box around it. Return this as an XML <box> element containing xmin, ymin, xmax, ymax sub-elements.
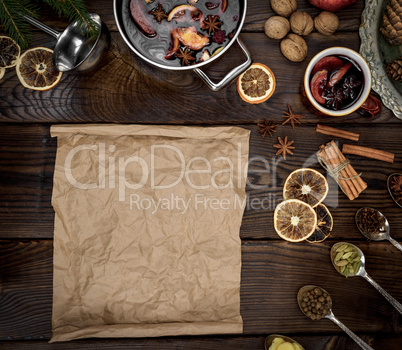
<box><xmin>16</xmin><ymin>47</ymin><xmax>63</xmax><ymax>91</ymax></box>
<box><xmin>237</xmin><ymin>63</ymin><xmax>276</xmax><ymax>104</ymax></box>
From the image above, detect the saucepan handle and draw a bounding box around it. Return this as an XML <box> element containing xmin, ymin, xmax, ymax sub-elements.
<box><xmin>193</xmin><ymin>36</ymin><xmax>253</xmax><ymax>92</ymax></box>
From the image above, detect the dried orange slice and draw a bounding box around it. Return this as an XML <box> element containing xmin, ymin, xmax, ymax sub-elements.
<box><xmin>174</xmin><ymin>27</ymin><xmax>209</xmax><ymax>50</ymax></box>
<box><xmin>283</xmin><ymin>168</ymin><xmax>328</xmax><ymax>208</ymax></box>
<box><xmin>237</xmin><ymin>63</ymin><xmax>276</xmax><ymax>104</ymax></box>
<box><xmin>274</xmin><ymin>199</ymin><xmax>317</xmax><ymax>242</ymax></box>
<box><xmin>16</xmin><ymin>47</ymin><xmax>62</xmax><ymax>91</ymax></box>
<box><xmin>0</xmin><ymin>36</ymin><xmax>21</xmax><ymax>68</ymax></box>
<box><xmin>0</xmin><ymin>68</ymin><xmax>5</xmax><ymax>80</ymax></box>
<box><xmin>307</xmin><ymin>203</ymin><xmax>333</xmax><ymax>243</ymax></box>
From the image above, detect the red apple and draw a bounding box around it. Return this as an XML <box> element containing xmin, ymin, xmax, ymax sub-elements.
<box><xmin>307</xmin><ymin>0</ymin><xmax>357</xmax><ymax>12</ymax></box>
<box><xmin>130</xmin><ymin>0</ymin><xmax>156</xmax><ymax>38</ymax></box>
<box><xmin>312</xmin><ymin>56</ymin><xmax>343</xmax><ymax>76</ymax></box>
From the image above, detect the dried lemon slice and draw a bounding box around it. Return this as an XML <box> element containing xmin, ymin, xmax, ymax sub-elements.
<box><xmin>0</xmin><ymin>68</ymin><xmax>5</xmax><ymax>80</ymax></box>
<box><xmin>274</xmin><ymin>199</ymin><xmax>317</xmax><ymax>242</ymax></box>
<box><xmin>16</xmin><ymin>47</ymin><xmax>62</xmax><ymax>91</ymax></box>
<box><xmin>0</xmin><ymin>36</ymin><xmax>21</xmax><ymax>68</ymax></box>
<box><xmin>307</xmin><ymin>203</ymin><xmax>333</xmax><ymax>243</ymax></box>
<box><xmin>237</xmin><ymin>63</ymin><xmax>276</xmax><ymax>104</ymax></box>
<box><xmin>283</xmin><ymin>168</ymin><xmax>328</xmax><ymax>208</ymax></box>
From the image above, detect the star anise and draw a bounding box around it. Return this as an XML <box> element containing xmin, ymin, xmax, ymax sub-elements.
<box><xmin>176</xmin><ymin>47</ymin><xmax>196</xmax><ymax>66</ymax></box>
<box><xmin>323</xmin><ymin>87</ymin><xmax>345</xmax><ymax>110</ymax></box>
<box><xmin>273</xmin><ymin>136</ymin><xmax>295</xmax><ymax>160</ymax></box>
<box><xmin>257</xmin><ymin>118</ymin><xmax>278</xmax><ymax>138</ymax></box>
<box><xmin>281</xmin><ymin>104</ymin><xmax>305</xmax><ymax>129</ymax></box>
<box><xmin>342</xmin><ymin>76</ymin><xmax>362</xmax><ymax>99</ymax></box>
<box><xmin>391</xmin><ymin>175</ymin><xmax>402</xmax><ymax>193</ymax></box>
<box><xmin>202</xmin><ymin>15</ymin><xmax>222</xmax><ymax>35</ymax></box>
<box><xmin>150</xmin><ymin>3</ymin><xmax>168</xmax><ymax>23</ymax></box>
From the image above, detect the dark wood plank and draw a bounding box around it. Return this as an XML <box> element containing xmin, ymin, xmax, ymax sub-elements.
<box><xmin>1</xmin><ymin>334</ymin><xmax>402</xmax><ymax>350</ymax></box>
<box><xmin>0</xmin><ymin>32</ymin><xmax>399</xmax><ymax>124</ymax></box>
<box><xmin>1</xmin><ymin>124</ymin><xmax>401</xmax><ymax>240</ymax></box>
<box><xmin>0</xmin><ymin>240</ymin><xmax>401</xmax><ymax>341</ymax></box>
<box><xmin>36</xmin><ymin>0</ymin><xmax>364</xmax><ymax>33</ymax></box>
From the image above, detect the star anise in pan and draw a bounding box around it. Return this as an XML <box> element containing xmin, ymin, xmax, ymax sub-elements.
<box><xmin>282</xmin><ymin>104</ymin><xmax>304</xmax><ymax>129</ymax></box>
<box><xmin>202</xmin><ymin>15</ymin><xmax>222</xmax><ymax>35</ymax></box>
<box><xmin>257</xmin><ymin>118</ymin><xmax>278</xmax><ymax>138</ymax></box>
<box><xmin>150</xmin><ymin>3</ymin><xmax>168</xmax><ymax>23</ymax></box>
<box><xmin>273</xmin><ymin>136</ymin><xmax>295</xmax><ymax>160</ymax></box>
<box><xmin>176</xmin><ymin>47</ymin><xmax>196</xmax><ymax>66</ymax></box>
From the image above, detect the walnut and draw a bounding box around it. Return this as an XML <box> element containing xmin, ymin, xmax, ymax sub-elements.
<box><xmin>290</xmin><ymin>11</ymin><xmax>314</xmax><ymax>36</ymax></box>
<box><xmin>314</xmin><ymin>11</ymin><xmax>339</xmax><ymax>36</ymax></box>
<box><xmin>280</xmin><ymin>34</ymin><xmax>308</xmax><ymax>62</ymax></box>
<box><xmin>270</xmin><ymin>0</ymin><xmax>297</xmax><ymax>17</ymax></box>
<box><xmin>265</xmin><ymin>16</ymin><xmax>290</xmax><ymax>39</ymax></box>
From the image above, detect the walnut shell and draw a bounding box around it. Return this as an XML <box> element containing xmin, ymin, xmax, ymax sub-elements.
<box><xmin>280</xmin><ymin>34</ymin><xmax>308</xmax><ymax>62</ymax></box>
<box><xmin>270</xmin><ymin>0</ymin><xmax>297</xmax><ymax>17</ymax></box>
<box><xmin>290</xmin><ymin>11</ymin><xmax>314</xmax><ymax>36</ymax></box>
<box><xmin>265</xmin><ymin>16</ymin><xmax>290</xmax><ymax>39</ymax></box>
<box><xmin>314</xmin><ymin>11</ymin><xmax>339</xmax><ymax>36</ymax></box>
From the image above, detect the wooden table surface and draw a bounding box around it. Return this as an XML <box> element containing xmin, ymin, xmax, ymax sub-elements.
<box><xmin>1</xmin><ymin>0</ymin><xmax>401</xmax><ymax>349</ymax></box>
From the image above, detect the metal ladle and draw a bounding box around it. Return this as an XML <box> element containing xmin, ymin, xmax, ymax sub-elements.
<box><xmin>297</xmin><ymin>285</ymin><xmax>374</xmax><ymax>350</ymax></box>
<box><xmin>355</xmin><ymin>207</ymin><xmax>402</xmax><ymax>251</ymax></box>
<box><xmin>331</xmin><ymin>242</ymin><xmax>402</xmax><ymax>315</ymax></box>
<box><xmin>22</xmin><ymin>13</ymin><xmax>110</xmax><ymax>72</ymax></box>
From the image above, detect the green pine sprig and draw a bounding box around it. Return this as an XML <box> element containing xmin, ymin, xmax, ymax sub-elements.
<box><xmin>0</xmin><ymin>0</ymin><xmax>39</xmax><ymax>48</ymax></box>
<box><xmin>0</xmin><ymin>0</ymin><xmax>98</xmax><ymax>49</ymax></box>
<box><xmin>42</xmin><ymin>0</ymin><xmax>99</xmax><ymax>37</ymax></box>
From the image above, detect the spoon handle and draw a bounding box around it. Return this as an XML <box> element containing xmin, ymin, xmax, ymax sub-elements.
<box><xmin>327</xmin><ymin>313</ymin><xmax>374</xmax><ymax>350</ymax></box>
<box><xmin>21</xmin><ymin>13</ymin><xmax>60</xmax><ymax>38</ymax></box>
<box><xmin>363</xmin><ymin>272</ymin><xmax>402</xmax><ymax>315</ymax></box>
<box><xmin>387</xmin><ymin>236</ymin><xmax>402</xmax><ymax>251</ymax></box>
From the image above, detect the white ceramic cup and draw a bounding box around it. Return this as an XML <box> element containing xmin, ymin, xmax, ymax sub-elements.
<box><xmin>303</xmin><ymin>47</ymin><xmax>379</xmax><ymax>117</ymax></box>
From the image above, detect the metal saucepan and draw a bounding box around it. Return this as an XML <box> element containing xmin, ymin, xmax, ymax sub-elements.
<box><xmin>113</xmin><ymin>0</ymin><xmax>252</xmax><ymax>91</ymax></box>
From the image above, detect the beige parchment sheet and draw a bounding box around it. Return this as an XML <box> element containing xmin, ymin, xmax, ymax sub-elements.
<box><xmin>50</xmin><ymin>124</ymin><xmax>250</xmax><ymax>342</ymax></box>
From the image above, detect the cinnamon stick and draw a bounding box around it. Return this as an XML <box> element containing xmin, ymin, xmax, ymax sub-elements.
<box><xmin>324</xmin><ymin>144</ymin><xmax>358</xmax><ymax>200</ymax></box>
<box><xmin>331</xmin><ymin>141</ymin><xmax>367</xmax><ymax>194</ymax></box>
<box><xmin>317</xmin><ymin>141</ymin><xmax>366</xmax><ymax>200</ymax></box>
<box><xmin>315</xmin><ymin>124</ymin><xmax>360</xmax><ymax>142</ymax></box>
<box><xmin>342</xmin><ymin>144</ymin><xmax>394</xmax><ymax>163</ymax></box>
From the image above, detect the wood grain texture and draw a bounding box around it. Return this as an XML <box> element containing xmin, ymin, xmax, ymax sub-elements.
<box><xmin>0</xmin><ymin>240</ymin><xmax>401</xmax><ymax>341</ymax></box>
<box><xmin>0</xmin><ymin>35</ymin><xmax>400</xmax><ymax>123</ymax></box>
<box><xmin>1</xmin><ymin>0</ymin><xmax>402</xmax><ymax>348</ymax></box>
<box><xmin>2</xmin><ymin>335</ymin><xmax>402</xmax><ymax>350</ymax></box>
<box><xmin>1</xmin><ymin>124</ymin><xmax>401</xmax><ymax>240</ymax></box>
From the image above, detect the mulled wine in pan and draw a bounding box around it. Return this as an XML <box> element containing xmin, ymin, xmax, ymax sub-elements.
<box><xmin>122</xmin><ymin>0</ymin><xmax>241</xmax><ymax>67</ymax></box>
<box><xmin>309</xmin><ymin>55</ymin><xmax>364</xmax><ymax>111</ymax></box>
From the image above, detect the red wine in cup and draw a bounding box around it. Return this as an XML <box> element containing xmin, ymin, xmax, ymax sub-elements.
<box><xmin>310</xmin><ymin>55</ymin><xmax>364</xmax><ymax>111</ymax></box>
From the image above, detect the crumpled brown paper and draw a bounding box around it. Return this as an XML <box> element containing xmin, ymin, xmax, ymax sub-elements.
<box><xmin>50</xmin><ymin>124</ymin><xmax>250</xmax><ymax>342</ymax></box>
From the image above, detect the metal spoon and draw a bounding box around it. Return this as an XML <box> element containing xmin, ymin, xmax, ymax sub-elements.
<box><xmin>264</xmin><ymin>334</ymin><xmax>305</xmax><ymax>350</ymax></box>
<box><xmin>297</xmin><ymin>285</ymin><xmax>374</xmax><ymax>350</ymax></box>
<box><xmin>387</xmin><ymin>173</ymin><xmax>402</xmax><ymax>209</ymax></box>
<box><xmin>331</xmin><ymin>242</ymin><xmax>402</xmax><ymax>315</ymax></box>
<box><xmin>21</xmin><ymin>13</ymin><xmax>110</xmax><ymax>72</ymax></box>
<box><xmin>355</xmin><ymin>207</ymin><xmax>402</xmax><ymax>251</ymax></box>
